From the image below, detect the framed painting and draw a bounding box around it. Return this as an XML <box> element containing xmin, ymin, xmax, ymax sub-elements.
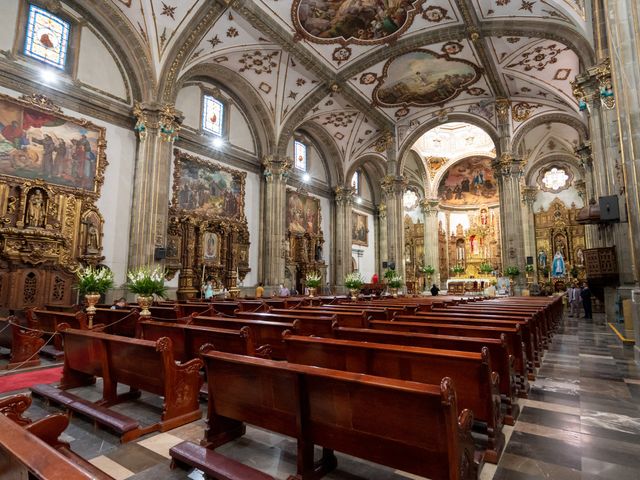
<box><xmin>287</xmin><ymin>190</ymin><xmax>320</xmax><ymax>235</ymax></box>
<box><xmin>202</xmin><ymin>231</ymin><xmax>220</xmax><ymax>263</ymax></box>
<box><xmin>172</xmin><ymin>150</ymin><xmax>246</xmax><ymax>219</ymax></box>
<box><xmin>0</xmin><ymin>93</ymin><xmax>106</xmax><ymax>194</ymax></box>
<box><xmin>352</xmin><ymin>211</ymin><xmax>368</xmax><ymax>246</ymax></box>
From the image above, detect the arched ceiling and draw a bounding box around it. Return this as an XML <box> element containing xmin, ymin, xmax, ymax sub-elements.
<box><xmin>106</xmin><ymin>0</ymin><xmax>591</xmax><ymax>166</ymax></box>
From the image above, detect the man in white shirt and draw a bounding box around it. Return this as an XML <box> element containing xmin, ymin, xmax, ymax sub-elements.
<box><xmin>569</xmin><ymin>283</ymin><xmax>581</xmax><ymax>317</ymax></box>
<box><xmin>278</xmin><ymin>284</ymin><xmax>290</xmax><ymax>297</ymax></box>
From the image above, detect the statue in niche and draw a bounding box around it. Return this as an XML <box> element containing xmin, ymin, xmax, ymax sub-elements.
<box><xmin>552</xmin><ymin>251</ymin><xmax>566</xmax><ymax>277</ymax></box>
<box><xmin>6</xmin><ymin>196</ymin><xmax>17</xmax><ymax>214</ymax></box>
<box><xmin>538</xmin><ymin>249</ymin><xmax>547</xmax><ymax>269</ymax></box>
<box><xmin>26</xmin><ymin>189</ymin><xmax>46</xmax><ymax>228</ymax></box>
<box><xmin>315</xmin><ymin>243</ymin><xmax>323</xmax><ymax>261</ymax></box>
<box><xmin>86</xmin><ymin>223</ymin><xmax>100</xmax><ymax>254</ymax></box>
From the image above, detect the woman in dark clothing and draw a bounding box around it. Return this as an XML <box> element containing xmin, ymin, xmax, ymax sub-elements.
<box><xmin>430</xmin><ymin>284</ymin><xmax>440</xmax><ymax>296</ymax></box>
<box><xmin>581</xmin><ymin>282</ymin><xmax>593</xmax><ymax>319</ymax></box>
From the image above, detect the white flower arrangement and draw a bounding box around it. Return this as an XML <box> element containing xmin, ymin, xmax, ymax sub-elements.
<box><xmin>387</xmin><ymin>274</ymin><xmax>403</xmax><ymax>289</ymax></box>
<box><xmin>344</xmin><ymin>272</ymin><xmax>364</xmax><ymax>289</ymax></box>
<box><xmin>305</xmin><ymin>272</ymin><xmax>322</xmax><ymax>288</ymax></box>
<box><xmin>76</xmin><ymin>265</ymin><xmax>114</xmax><ymax>295</ymax></box>
<box><xmin>126</xmin><ymin>265</ymin><xmax>167</xmax><ymax>298</ymax></box>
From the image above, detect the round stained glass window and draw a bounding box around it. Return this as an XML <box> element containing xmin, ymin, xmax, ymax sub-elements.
<box><xmin>541</xmin><ymin>168</ymin><xmax>569</xmax><ymax>192</ymax></box>
<box><xmin>403</xmin><ymin>190</ymin><xmax>419</xmax><ymax>211</ymax></box>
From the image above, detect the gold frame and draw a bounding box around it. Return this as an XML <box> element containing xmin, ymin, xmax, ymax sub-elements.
<box><xmin>0</xmin><ymin>92</ymin><xmax>107</xmax><ymax>196</ymax></box>
<box><xmin>286</xmin><ymin>189</ymin><xmax>322</xmax><ymax>235</ymax></box>
<box><xmin>352</xmin><ymin>211</ymin><xmax>369</xmax><ymax>247</ymax></box>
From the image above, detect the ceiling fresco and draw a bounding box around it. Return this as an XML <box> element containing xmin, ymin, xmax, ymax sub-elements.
<box><xmin>438</xmin><ymin>156</ymin><xmax>499</xmax><ymax>207</ymax></box>
<box><xmin>104</xmin><ymin>0</ymin><xmax>591</xmax><ymax>167</ymax></box>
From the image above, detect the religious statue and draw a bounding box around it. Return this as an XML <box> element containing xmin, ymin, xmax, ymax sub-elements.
<box><xmin>86</xmin><ymin>224</ymin><xmax>100</xmax><ymax>253</ymax></box>
<box><xmin>552</xmin><ymin>251</ymin><xmax>566</xmax><ymax>277</ymax></box>
<box><xmin>538</xmin><ymin>249</ymin><xmax>547</xmax><ymax>269</ymax></box>
<box><xmin>26</xmin><ymin>189</ymin><xmax>45</xmax><ymax>228</ymax></box>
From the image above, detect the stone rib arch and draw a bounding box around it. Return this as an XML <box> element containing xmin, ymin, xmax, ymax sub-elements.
<box><xmin>176</xmin><ymin>64</ymin><xmax>277</xmax><ymax>159</ymax></box>
<box><xmin>402</xmin><ymin>148</ymin><xmax>428</xmax><ymax>198</ymax></box>
<box><xmin>347</xmin><ymin>154</ymin><xmax>387</xmax><ymax>205</ymax></box>
<box><xmin>296</xmin><ymin>122</ymin><xmax>345</xmax><ymax>188</ymax></box>
<box><xmin>398</xmin><ymin>113</ymin><xmax>500</xmax><ymax>176</ymax></box>
<box><xmin>512</xmin><ymin>113</ymin><xmax>588</xmax><ymax>157</ymax></box>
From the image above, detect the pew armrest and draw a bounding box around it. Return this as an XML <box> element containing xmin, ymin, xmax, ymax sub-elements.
<box><xmin>24</xmin><ymin>413</ymin><xmax>70</xmax><ymax>450</ymax></box>
<box><xmin>0</xmin><ymin>393</ymin><xmax>33</xmax><ymax>425</ymax></box>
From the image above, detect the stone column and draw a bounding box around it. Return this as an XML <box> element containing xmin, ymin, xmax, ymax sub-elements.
<box><xmin>334</xmin><ymin>186</ymin><xmax>356</xmax><ymax>290</ymax></box>
<box><xmin>521</xmin><ymin>186</ymin><xmax>538</xmax><ymax>275</ymax></box>
<box><xmin>381</xmin><ymin>175</ymin><xmax>407</xmax><ymax>279</ymax></box>
<box><xmin>377</xmin><ymin>203</ymin><xmax>387</xmax><ymax>275</ymax></box>
<box><xmin>602</xmin><ymin>0</ymin><xmax>640</xmax><ymax>355</ymax></box>
<box><xmin>493</xmin><ymin>154</ymin><xmax>526</xmax><ymax>288</ymax></box>
<box><xmin>261</xmin><ymin>155</ymin><xmax>291</xmax><ymax>288</ymax></box>
<box><xmin>420</xmin><ymin>198</ymin><xmax>440</xmax><ymax>287</ymax></box>
<box><xmin>129</xmin><ymin>102</ymin><xmax>182</xmax><ymax>269</ymax></box>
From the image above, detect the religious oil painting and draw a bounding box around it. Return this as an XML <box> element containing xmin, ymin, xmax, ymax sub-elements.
<box><xmin>352</xmin><ymin>211</ymin><xmax>369</xmax><ymax>246</ymax></box>
<box><xmin>292</xmin><ymin>0</ymin><xmax>424</xmax><ymax>45</ymax></box>
<box><xmin>202</xmin><ymin>231</ymin><xmax>220</xmax><ymax>263</ymax></box>
<box><xmin>438</xmin><ymin>156</ymin><xmax>499</xmax><ymax>207</ymax></box>
<box><xmin>287</xmin><ymin>190</ymin><xmax>321</xmax><ymax>235</ymax></box>
<box><xmin>173</xmin><ymin>151</ymin><xmax>245</xmax><ymax>219</ymax></box>
<box><xmin>374</xmin><ymin>50</ymin><xmax>480</xmax><ymax>107</ymax></box>
<box><xmin>0</xmin><ymin>95</ymin><xmax>105</xmax><ymax>193</ymax></box>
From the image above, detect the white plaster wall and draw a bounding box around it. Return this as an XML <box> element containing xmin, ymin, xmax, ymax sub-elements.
<box><xmin>175</xmin><ymin>85</ymin><xmax>201</xmax><ymax>129</ymax></box>
<box><xmin>77</xmin><ymin>27</ymin><xmax>128</xmax><ymax>101</ymax></box>
<box><xmin>533</xmin><ymin>186</ymin><xmax>584</xmax><ymax>212</ymax></box>
<box><xmin>229</xmin><ymin>104</ymin><xmax>255</xmax><ymax>154</ymax></box>
<box><xmin>0</xmin><ymin>0</ymin><xmax>19</xmax><ymax>51</ymax></box>
<box><xmin>352</xmin><ymin>209</ymin><xmax>375</xmax><ymax>281</ymax></box>
<box><xmin>0</xmin><ymin>85</ymin><xmax>137</xmax><ymax>285</ymax></box>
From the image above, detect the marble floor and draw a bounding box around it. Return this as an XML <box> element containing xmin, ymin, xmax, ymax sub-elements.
<box><xmin>5</xmin><ymin>312</ymin><xmax>640</xmax><ymax>480</ymax></box>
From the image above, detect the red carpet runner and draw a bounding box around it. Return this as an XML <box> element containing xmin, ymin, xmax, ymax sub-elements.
<box><xmin>0</xmin><ymin>366</ymin><xmax>63</xmax><ymax>394</ymax></box>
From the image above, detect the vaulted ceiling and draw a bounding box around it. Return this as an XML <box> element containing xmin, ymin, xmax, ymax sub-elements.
<box><xmin>106</xmin><ymin>0</ymin><xmax>592</xmax><ymax>165</ymax></box>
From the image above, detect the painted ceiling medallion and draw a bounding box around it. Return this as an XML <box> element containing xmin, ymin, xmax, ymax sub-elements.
<box><xmin>292</xmin><ymin>0</ymin><xmax>425</xmax><ymax>46</ymax></box>
<box><xmin>373</xmin><ymin>49</ymin><xmax>482</xmax><ymax>107</ymax></box>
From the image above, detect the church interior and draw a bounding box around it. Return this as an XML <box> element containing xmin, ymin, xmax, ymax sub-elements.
<box><xmin>1</xmin><ymin>1</ymin><xmax>640</xmax><ymax>479</ymax></box>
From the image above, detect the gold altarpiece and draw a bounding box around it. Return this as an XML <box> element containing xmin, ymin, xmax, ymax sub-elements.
<box><xmin>285</xmin><ymin>189</ymin><xmax>326</xmax><ymax>293</ymax></box>
<box><xmin>0</xmin><ymin>94</ymin><xmax>108</xmax><ymax>309</ymax></box>
<box><xmin>534</xmin><ymin>198</ymin><xmax>586</xmax><ymax>283</ymax></box>
<box><xmin>165</xmin><ymin>150</ymin><xmax>250</xmax><ymax>300</ymax></box>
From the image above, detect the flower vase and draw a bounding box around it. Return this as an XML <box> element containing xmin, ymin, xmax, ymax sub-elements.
<box><xmin>308</xmin><ymin>287</ymin><xmax>316</xmax><ymax>298</ymax></box>
<box><xmin>390</xmin><ymin>288</ymin><xmax>399</xmax><ymax>298</ymax></box>
<box><xmin>84</xmin><ymin>292</ymin><xmax>101</xmax><ymax>328</ymax></box>
<box><xmin>349</xmin><ymin>288</ymin><xmax>359</xmax><ymax>301</ymax></box>
<box><xmin>137</xmin><ymin>295</ymin><xmax>153</xmax><ymax>318</ymax></box>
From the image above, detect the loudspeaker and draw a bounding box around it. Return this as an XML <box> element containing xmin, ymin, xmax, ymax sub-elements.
<box><xmin>527</xmin><ymin>256</ymin><xmax>534</xmax><ymax>265</ymax></box>
<box><xmin>599</xmin><ymin>195</ymin><xmax>620</xmax><ymax>222</ymax></box>
<box><xmin>154</xmin><ymin>247</ymin><xmax>166</xmax><ymax>260</ymax></box>
<box><xmin>382</xmin><ymin>261</ymin><xmax>388</xmax><ymax>268</ymax></box>
<box><xmin>388</xmin><ymin>262</ymin><xmax>396</xmax><ymax>270</ymax></box>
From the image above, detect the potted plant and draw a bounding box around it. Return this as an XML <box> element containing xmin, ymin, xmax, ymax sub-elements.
<box><xmin>344</xmin><ymin>272</ymin><xmax>364</xmax><ymax>301</ymax></box>
<box><xmin>76</xmin><ymin>265</ymin><xmax>114</xmax><ymax>327</ymax></box>
<box><xmin>383</xmin><ymin>268</ymin><xmax>396</xmax><ymax>281</ymax></box>
<box><xmin>387</xmin><ymin>274</ymin><xmax>403</xmax><ymax>298</ymax></box>
<box><xmin>127</xmin><ymin>265</ymin><xmax>167</xmax><ymax>317</ymax></box>
<box><xmin>305</xmin><ymin>271</ymin><xmax>322</xmax><ymax>298</ymax></box>
<box><xmin>479</xmin><ymin>263</ymin><xmax>494</xmax><ymax>275</ymax></box>
<box><xmin>525</xmin><ymin>264</ymin><xmax>535</xmax><ymax>274</ymax></box>
<box><xmin>452</xmin><ymin>265</ymin><xmax>465</xmax><ymax>277</ymax></box>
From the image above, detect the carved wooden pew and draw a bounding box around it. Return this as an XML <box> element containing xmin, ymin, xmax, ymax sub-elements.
<box><xmin>318</xmin><ymin>303</ymin><xmax>409</xmax><ymax>319</ymax></box>
<box><xmin>190</xmin><ymin>315</ymin><xmax>298</xmax><ymax>359</ymax></box>
<box><xmin>201</xmin><ymin>348</ymin><xmax>479</xmax><ymax>480</ymax></box>
<box><xmin>137</xmin><ymin>320</ymin><xmax>268</xmax><ymax>360</ymax></box>
<box><xmin>397</xmin><ymin>313</ymin><xmax>539</xmax><ymax>371</ymax></box>
<box><xmin>369</xmin><ymin>319</ymin><xmax>530</xmax><ymax>384</ymax></box>
<box><xmin>92</xmin><ymin>308</ymin><xmax>139</xmax><ymax>337</ymax></box>
<box><xmin>283</xmin><ymin>333</ymin><xmax>504</xmax><ymax>463</ymax></box>
<box><xmin>269</xmin><ymin>307</ymin><xmax>367</xmax><ymax>328</ymax></box>
<box><xmin>0</xmin><ymin>400</ymin><xmax>114</xmax><ymax>479</ymax></box>
<box><xmin>25</xmin><ymin>309</ymin><xmax>88</xmax><ymax>359</ymax></box>
<box><xmin>148</xmin><ymin>305</ymin><xmax>181</xmax><ymax>320</ymax></box>
<box><xmin>332</xmin><ymin>324</ymin><xmax>522</xmax><ymax>418</ymax></box>
<box><xmin>233</xmin><ymin>311</ymin><xmax>336</xmax><ymax>336</ymax></box>
<box><xmin>0</xmin><ymin>316</ymin><xmax>45</xmax><ymax>369</ymax></box>
<box><xmin>31</xmin><ymin>326</ymin><xmax>202</xmax><ymax>443</ymax></box>
<box><xmin>236</xmin><ymin>300</ymin><xmax>270</xmax><ymax>313</ymax></box>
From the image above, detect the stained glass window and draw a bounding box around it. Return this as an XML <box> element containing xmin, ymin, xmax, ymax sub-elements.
<box><xmin>542</xmin><ymin>167</ymin><xmax>569</xmax><ymax>191</ymax></box>
<box><xmin>202</xmin><ymin>95</ymin><xmax>224</xmax><ymax>136</ymax></box>
<box><xmin>351</xmin><ymin>170</ymin><xmax>360</xmax><ymax>194</ymax></box>
<box><xmin>403</xmin><ymin>190</ymin><xmax>419</xmax><ymax>211</ymax></box>
<box><xmin>24</xmin><ymin>4</ymin><xmax>70</xmax><ymax>70</ymax></box>
<box><xmin>294</xmin><ymin>140</ymin><xmax>307</xmax><ymax>171</ymax></box>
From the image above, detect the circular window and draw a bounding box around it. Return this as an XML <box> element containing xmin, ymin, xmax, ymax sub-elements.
<box><xmin>403</xmin><ymin>190</ymin><xmax>419</xmax><ymax>211</ymax></box>
<box><xmin>540</xmin><ymin>167</ymin><xmax>571</xmax><ymax>193</ymax></box>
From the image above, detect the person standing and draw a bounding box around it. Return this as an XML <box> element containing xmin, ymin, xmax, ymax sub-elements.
<box><xmin>580</xmin><ymin>282</ymin><xmax>593</xmax><ymax>319</ymax></box>
<box><xmin>568</xmin><ymin>283</ymin><xmax>581</xmax><ymax>317</ymax></box>
<box><xmin>255</xmin><ymin>282</ymin><xmax>264</xmax><ymax>298</ymax></box>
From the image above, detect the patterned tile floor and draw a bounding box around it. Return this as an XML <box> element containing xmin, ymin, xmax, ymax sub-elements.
<box><xmin>5</xmin><ymin>312</ymin><xmax>640</xmax><ymax>479</ymax></box>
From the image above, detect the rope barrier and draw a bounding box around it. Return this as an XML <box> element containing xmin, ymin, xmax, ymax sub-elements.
<box><xmin>0</xmin><ymin>332</ymin><xmax>59</xmax><ymax>376</ymax></box>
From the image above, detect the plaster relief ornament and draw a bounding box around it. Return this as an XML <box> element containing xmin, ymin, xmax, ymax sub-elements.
<box><xmin>292</xmin><ymin>0</ymin><xmax>425</xmax><ymax>46</ymax></box>
<box><xmin>373</xmin><ymin>49</ymin><xmax>481</xmax><ymax>107</ymax></box>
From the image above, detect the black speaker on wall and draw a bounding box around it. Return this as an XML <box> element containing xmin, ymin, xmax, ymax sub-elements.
<box><xmin>382</xmin><ymin>261</ymin><xmax>388</xmax><ymax>268</ymax></box>
<box><xmin>599</xmin><ymin>195</ymin><xmax>620</xmax><ymax>222</ymax></box>
<box><xmin>526</xmin><ymin>256</ymin><xmax>534</xmax><ymax>265</ymax></box>
<box><xmin>388</xmin><ymin>262</ymin><xmax>396</xmax><ymax>270</ymax></box>
<box><xmin>154</xmin><ymin>247</ymin><xmax>166</xmax><ymax>261</ymax></box>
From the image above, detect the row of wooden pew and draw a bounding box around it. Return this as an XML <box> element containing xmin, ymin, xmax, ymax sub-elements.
<box><xmin>0</xmin><ymin>294</ymin><xmax>562</xmax><ymax>479</ymax></box>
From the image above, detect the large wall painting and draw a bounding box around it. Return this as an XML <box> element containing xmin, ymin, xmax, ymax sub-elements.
<box><xmin>173</xmin><ymin>153</ymin><xmax>245</xmax><ymax>219</ymax></box>
<box><xmin>287</xmin><ymin>190</ymin><xmax>321</xmax><ymax>235</ymax></box>
<box><xmin>292</xmin><ymin>0</ymin><xmax>425</xmax><ymax>45</ymax></box>
<box><xmin>438</xmin><ymin>156</ymin><xmax>499</xmax><ymax>207</ymax></box>
<box><xmin>373</xmin><ymin>49</ymin><xmax>481</xmax><ymax>107</ymax></box>
<box><xmin>0</xmin><ymin>94</ymin><xmax>106</xmax><ymax>194</ymax></box>
<box><xmin>352</xmin><ymin>211</ymin><xmax>369</xmax><ymax>246</ymax></box>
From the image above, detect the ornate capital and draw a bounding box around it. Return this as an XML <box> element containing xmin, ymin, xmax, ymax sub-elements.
<box><xmin>380</xmin><ymin>175</ymin><xmax>407</xmax><ymax>196</ymax></box>
<box><xmin>574</xmin><ymin>179</ymin><xmax>587</xmax><ymax>200</ymax></box>
<box><xmin>521</xmin><ymin>186</ymin><xmax>537</xmax><ymax>207</ymax></box>
<box><xmin>262</xmin><ymin>155</ymin><xmax>292</xmax><ymax>181</ymax></box>
<box><xmin>377</xmin><ymin>202</ymin><xmax>387</xmax><ymax>219</ymax></box>
<box><xmin>334</xmin><ymin>185</ymin><xmax>356</xmax><ymax>205</ymax></box>
<box><xmin>420</xmin><ymin>198</ymin><xmax>439</xmax><ymax>216</ymax></box>
<box><xmin>495</xmin><ymin>98</ymin><xmax>511</xmax><ymax>124</ymax></box>
<box><xmin>133</xmin><ymin>102</ymin><xmax>183</xmax><ymax>142</ymax></box>
<box><xmin>492</xmin><ymin>153</ymin><xmax>523</xmax><ymax>178</ymax></box>
<box><xmin>571</xmin><ymin>58</ymin><xmax>614</xmax><ymax>112</ymax></box>
<box><xmin>374</xmin><ymin>131</ymin><xmax>393</xmax><ymax>153</ymax></box>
